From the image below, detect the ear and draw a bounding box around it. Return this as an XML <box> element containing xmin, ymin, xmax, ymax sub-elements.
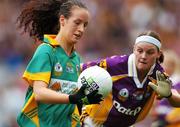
<box><xmin>59</xmin><ymin>15</ymin><xmax>65</xmax><ymax>27</ymax></box>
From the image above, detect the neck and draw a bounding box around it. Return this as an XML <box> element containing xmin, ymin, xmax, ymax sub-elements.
<box><xmin>137</xmin><ymin>70</ymin><xmax>148</xmax><ymax>83</ymax></box>
<box><xmin>55</xmin><ymin>34</ymin><xmax>74</xmax><ymax>56</ymax></box>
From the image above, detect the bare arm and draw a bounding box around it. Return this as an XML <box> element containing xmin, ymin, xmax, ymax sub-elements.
<box><xmin>33</xmin><ymin>81</ymin><xmax>69</xmax><ymax>104</ymax></box>
<box><xmin>167</xmin><ymin>89</ymin><xmax>180</xmax><ymax>107</ymax></box>
<box><xmin>33</xmin><ymin>80</ymin><xmax>102</xmax><ymax>105</ymax></box>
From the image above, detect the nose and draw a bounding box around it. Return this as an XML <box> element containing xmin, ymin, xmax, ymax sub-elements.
<box><xmin>78</xmin><ymin>24</ymin><xmax>85</xmax><ymax>33</ymax></box>
<box><xmin>141</xmin><ymin>52</ymin><xmax>147</xmax><ymax>59</ymax></box>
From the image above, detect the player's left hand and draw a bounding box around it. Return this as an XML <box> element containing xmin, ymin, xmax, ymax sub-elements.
<box><xmin>69</xmin><ymin>85</ymin><xmax>103</xmax><ymax>105</ymax></box>
<box><xmin>148</xmin><ymin>70</ymin><xmax>172</xmax><ymax>98</ymax></box>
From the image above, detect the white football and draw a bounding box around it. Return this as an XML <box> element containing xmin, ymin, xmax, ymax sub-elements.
<box><xmin>77</xmin><ymin>65</ymin><xmax>112</xmax><ymax>98</ymax></box>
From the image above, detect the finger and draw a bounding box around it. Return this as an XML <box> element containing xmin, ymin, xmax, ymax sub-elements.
<box><xmin>83</xmin><ymin>83</ymin><xmax>88</xmax><ymax>88</ymax></box>
<box><xmin>88</xmin><ymin>90</ymin><xmax>98</xmax><ymax>96</ymax></box>
<box><xmin>158</xmin><ymin>71</ymin><xmax>164</xmax><ymax>81</ymax></box>
<box><xmin>96</xmin><ymin>98</ymin><xmax>103</xmax><ymax>104</ymax></box>
<box><xmin>148</xmin><ymin>82</ymin><xmax>158</xmax><ymax>91</ymax></box>
<box><xmin>160</xmin><ymin>73</ymin><xmax>166</xmax><ymax>81</ymax></box>
<box><xmin>156</xmin><ymin>71</ymin><xmax>164</xmax><ymax>81</ymax></box>
<box><xmin>156</xmin><ymin>71</ymin><xmax>161</xmax><ymax>81</ymax></box>
<box><xmin>81</xmin><ymin>83</ymin><xmax>87</xmax><ymax>89</ymax></box>
<box><xmin>94</xmin><ymin>96</ymin><xmax>103</xmax><ymax>104</ymax></box>
<box><xmin>96</xmin><ymin>93</ymin><xmax>103</xmax><ymax>99</ymax></box>
<box><xmin>166</xmin><ymin>78</ymin><xmax>172</xmax><ymax>85</ymax></box>
<box><xmin>79</xmin><ymin>85</ymin><xmax>86</xmax><ymax>93</ymax></box>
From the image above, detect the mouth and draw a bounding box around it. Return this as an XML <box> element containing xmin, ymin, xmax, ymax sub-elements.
<box><xmin>74</xmin><ymin>34</ymin><xmax>82</xmax><ymax>39</ymax></box>
<box><xmin>139</xmin><ymin>61</ymin><xmax>147</xmax><ymax>65</ymax></box>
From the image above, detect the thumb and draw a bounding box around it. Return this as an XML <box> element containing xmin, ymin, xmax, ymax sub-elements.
<box><xmin>77</xmin><ymin>85</ymin><xmax>86</xmax><ymax>95</ymax></box>
<box><xmin>148</xmin><ymin>82</ymin><xmax>158</xmax><ymax>91</ymax></box>
<box><xmin>79</xmin><ymin>84</ymin><xmax>86</xmax><ymax>91</ymax></box>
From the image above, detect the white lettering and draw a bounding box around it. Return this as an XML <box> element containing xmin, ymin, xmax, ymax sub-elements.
<box><xmin>113</xmin><ymin>100</ymin><xmax>141</xmax><ymax>116</ymax></box>
<box><xmin>50</xmin><ymin>78</ymin><xmax>78</xmax><ymax>94</ymax></box>
<box><xmin>134</xmin><ymin>107</ymin><xmax>141</xmax><ymax>116</ymax></box>
<box><xmin>125</xmin><ymin>109</ymin><xmax>131</xmax><ymax>115</ymax></box>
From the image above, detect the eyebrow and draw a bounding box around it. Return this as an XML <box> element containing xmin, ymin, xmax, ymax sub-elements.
<box><xmin>74</xmin><ymin>18</ymin><xmax>88</xmax><ymax>23</ymax></box>
<box><xmin>136</xmin><ymin>46</ymin><xmax>156</xmax><ymax>51</ymax></box>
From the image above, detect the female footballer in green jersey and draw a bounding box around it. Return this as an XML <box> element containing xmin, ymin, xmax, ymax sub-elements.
<box><xmin>16</xmin><ymin>0</ymin><xmax>102</xmax><ymax>127</ymax></box>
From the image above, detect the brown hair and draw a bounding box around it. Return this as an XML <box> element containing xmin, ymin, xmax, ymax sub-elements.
<box><xmin>16</xmin><ymin>0</ymin><xmax>87</xmax><ymax>40</ymax></box>
<box><xmin>138</xmin><ymin>30</ymin><xmax>164</xmax><ymax>63</ymax></box>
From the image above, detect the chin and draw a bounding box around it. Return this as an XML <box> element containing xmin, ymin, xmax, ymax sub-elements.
<box><xmin>70</xmin><ymin>40</ymin><xmax>78</xmax><ymax>45</ymax></box>
<box><xmin>72</xmin><ymin>38</ymin><xmax>79</xmax><ymax>44</ymax></box>
<box><xmin>137</xmin><ymin>65</ymin><xmax>149</xmax><ymax>71</ymax></box>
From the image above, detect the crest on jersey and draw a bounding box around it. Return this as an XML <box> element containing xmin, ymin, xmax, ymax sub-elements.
<box><xmin>132</xmin><ymin>90</ymin><xmax>144</xmax><ymax>101</ymax></box>
<box><xmin>51</xmin><ymin>82</ymin><xmax>61</xmax><ymax>91</ymax></box>
<box><xmin>54</xmin><ymin>62</ymin><xmax>63</xmax><ymax>76</ymax></box>
<box><xmin>66</xmin><ymin>62</ymin><xmax>74</xmax><ymax>73</ymax></box>
<box><xmin>118</xmin><ymin>88</ymin><xmax>129</xmax><ymax>101</ymax></box>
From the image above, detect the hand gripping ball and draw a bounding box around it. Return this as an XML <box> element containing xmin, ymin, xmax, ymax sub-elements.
<box><xmin>78</xmin><ymin>65</ymin><xmax>112</xmax><ymax>98</ymax></box>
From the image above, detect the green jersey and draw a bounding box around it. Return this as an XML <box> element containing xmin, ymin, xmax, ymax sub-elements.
<box><xmin>17</xmin><ymin>35</ymin><xmax>81</xmax><ymax>127</ymax></box>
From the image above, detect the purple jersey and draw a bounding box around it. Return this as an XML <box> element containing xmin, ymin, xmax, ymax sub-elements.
<box><xmin>81</xmin><ymin>54</ymin><xmax>164</xmax><ymax>127</ymax></box>
<box><xmin>172</xmin><ymin>82</ymin><xmax>180</xmax><ymax>90</ymax></box>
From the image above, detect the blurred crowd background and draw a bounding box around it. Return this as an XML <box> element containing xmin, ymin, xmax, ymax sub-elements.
<box><xmin>0</xmin><ymin>0</ymin><xmax>179</xmax><ymax>127</ymax></box>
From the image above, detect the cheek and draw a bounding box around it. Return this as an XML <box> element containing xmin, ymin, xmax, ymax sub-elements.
<box><xmin>149</xmin><ymin>56</ymin><xmax>157</xmax><ymax>62</ymax></box>
<box><xmin>147</xmin><ymin>56</ymin><xmax>157</xmax><ymax>66</ymax></box>
<box><xmin>66</xmin><ymin>23</ymin><xmax>75</xmax><ymax>32</ymax></box>
<box><xmin>69</xmin><ymin>27</ymin><xmax>76</xmax><ymax>35</ymax></box>
<box><xmin>66</xmin><ymin>29</ymin><xmax>74</xmax><ymax>37</ymax></box>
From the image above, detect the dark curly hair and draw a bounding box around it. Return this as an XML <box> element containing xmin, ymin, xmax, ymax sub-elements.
<box><xmin>16</xmin><ymin>0</ymin><xmax>87</xmax><ymax>40</ymax></box>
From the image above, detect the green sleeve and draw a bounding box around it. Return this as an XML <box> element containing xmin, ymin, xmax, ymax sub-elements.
<box><xmin>23</xmin><ymin>44</ymin><xmax>54</xmax><ymax>85</ymax></box>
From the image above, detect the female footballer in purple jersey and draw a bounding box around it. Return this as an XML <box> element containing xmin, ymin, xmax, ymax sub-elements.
<box><xmin>80</xmin><ymin>31</ymin><xmax>173</xmax><ymax>127</ymax></box>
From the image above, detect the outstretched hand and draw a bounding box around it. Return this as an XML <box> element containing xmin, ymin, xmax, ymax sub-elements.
<box><xmin>69</xmin><ymin>85</ymin><xmax>103</xmax><ymax>105</ymax></box>
<box><xmin>148</xmin><ymin>70</ymin><xmax>172</xmax><ymax>98</ymax></box>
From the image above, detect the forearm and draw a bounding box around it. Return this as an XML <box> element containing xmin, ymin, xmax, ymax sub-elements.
<box><xmin>168</xmin><ymin>89</ymin><xmax>180</xmax><ymax>107</ymax></box>
<box><xmin>33</xmin><ymin>80</ymin><xmax>102</xmax><ymax>105</ymax></box>
<box><xmin>33</xmin><ymin>81</ymin><xmax>70</xmax><ymax>104</ymax></box>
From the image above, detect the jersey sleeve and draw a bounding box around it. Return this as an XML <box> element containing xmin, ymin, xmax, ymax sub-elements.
<box><xmin>23</xmin><ymin>44</ymin><xmax>53</xmax><ymax>86</ymax></box>
<box><xmin>80</xmin><ymin>58</ymin><xmax>107</xmax><ymax>72</ymax></box>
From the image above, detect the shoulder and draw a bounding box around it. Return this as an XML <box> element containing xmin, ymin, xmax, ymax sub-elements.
<box><xmin>106</xmin><ymin>55</ymin><xmax>129</xmax><ymax>65</ymax></box>
<box><xmin>37</xmin><ymin>43</ymin><xmax>54</xmax><ymax>51</ymax></box>
<box><xmin>150</xmin><ymin>63</ymin><xmax>164</xmax><ymax>79</ymax></box>
<box><xmin>74</xmin><ymin>51</ymin><xmax>81</xmax><ymax>57</ymax></box>
<box><xmin>105</xmin><ymin>55</ymin><xmax>129</xmax><ymax>75</ymax></box>
<box><xmin>35</xmin><ymin>43</ymin><xmax>55</xmax><ymax>55</ymax></box>
<box><xmin>155</xmin><ymin>63</ymin><xmax>164</xmax><ymax>72</ymax></box>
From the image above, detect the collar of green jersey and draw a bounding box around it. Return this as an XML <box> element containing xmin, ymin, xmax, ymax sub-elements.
<box><xmin>43</xmin><ymin>34</ymin><xmax>75</xmax><ymax>50</ymax></box>
<box><xmin>43</xmin><ymin>34</ymin><xmax>59</xmax><ymax>46</ymax></box>
<box><xmin>43</xmin><ymin>34</ymin><xmax>77</xmax><ymax>57</ymax></box>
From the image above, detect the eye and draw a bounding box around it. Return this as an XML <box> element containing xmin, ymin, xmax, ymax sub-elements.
<box><xmin>147</xmin><ymin>50</ymin><xmax>156</xmax><ymax>55</ymax></box>
<box><xmin>84</xmin><ymin>22</ymin><xmax>88</xmax><ymax>28</ymax></box>
<box><xmin>74</xmin><ymin>20</ymin><xmax>80</xmax><ymax>25</ymax></box>
<box><xmin>137</xmin><ymin>49</ymin><xmax>143</xmax><ymax>54</ymax></box>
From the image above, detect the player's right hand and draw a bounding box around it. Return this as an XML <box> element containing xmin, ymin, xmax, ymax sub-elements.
<box><xmin>148</xmin><ymin>70</ymin><xmax>172</xmax><ymax>98</ymax></box>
